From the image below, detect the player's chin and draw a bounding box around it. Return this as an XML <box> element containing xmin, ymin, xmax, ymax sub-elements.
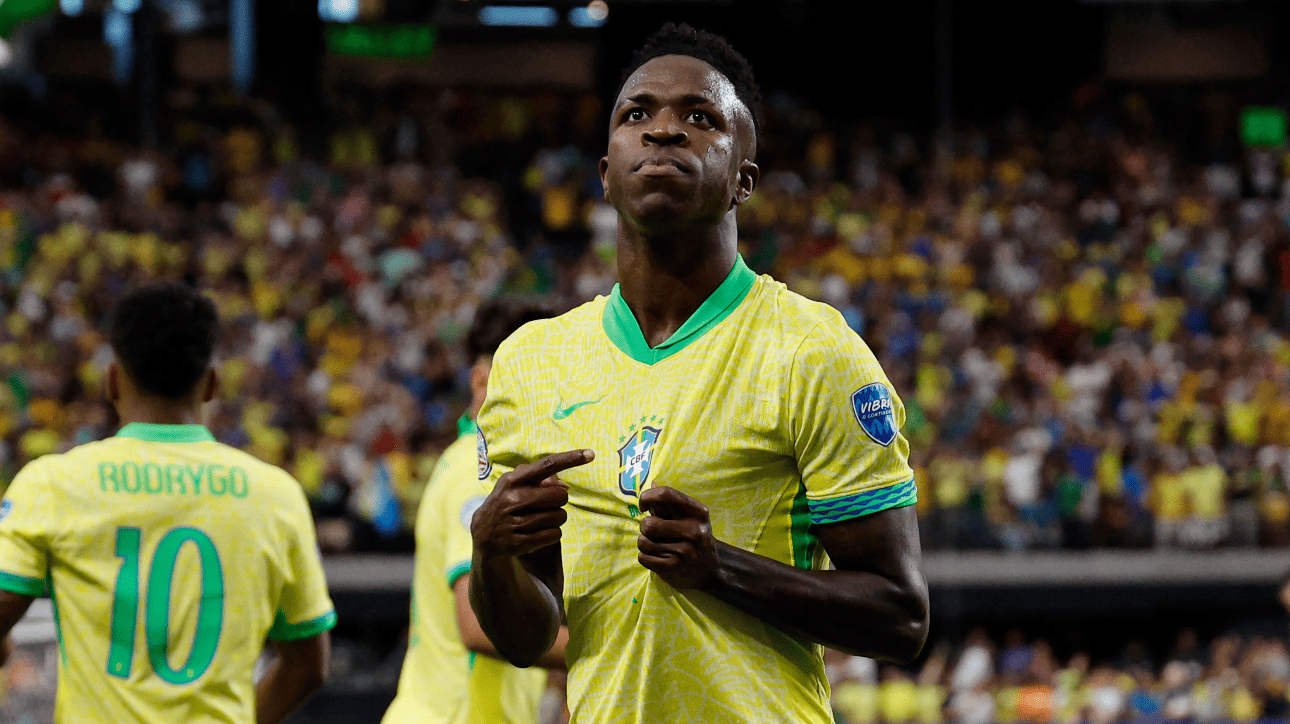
<box><xmin>625</xmin><ymin>195</ymin><xmax>705</xmax><ymax>232</ymax></box>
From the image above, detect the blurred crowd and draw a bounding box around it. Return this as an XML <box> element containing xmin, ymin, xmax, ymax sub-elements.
<box><xmin>2</xmin><ymin>81</ymin><xmax>1290</xmax><ymax>552</ymax></box>
<box><xmin>825</xmin><ymin>628</ymin><xmax>1290</xmax><ymax>724</ymax></box>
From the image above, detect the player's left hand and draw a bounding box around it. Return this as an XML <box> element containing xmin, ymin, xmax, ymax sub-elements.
<box><xmin>637</xmin><ymin>486</ymin><xmax>718</xmax><ymax>590</ymax></box>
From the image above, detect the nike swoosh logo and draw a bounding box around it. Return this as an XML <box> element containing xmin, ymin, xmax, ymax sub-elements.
<box><xmin>553</xmin><ymin>397</ymin><xmax>604</xmax><ymax>420</ymax></box>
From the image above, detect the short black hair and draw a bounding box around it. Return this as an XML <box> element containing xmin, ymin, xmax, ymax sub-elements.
<box><xmin>467</xmin><ymin>298</ymin><xmax>553</xmax><ymax>361</ymax></box>
<box><xmin>110</xmin><ymin>281</ymin><xmax>219</xmax><ymax>399</ymax></box>
<box><xmin>619</xmin><ymin>22</ymin><xmax>763</xmax><ymax>143</ymax></box>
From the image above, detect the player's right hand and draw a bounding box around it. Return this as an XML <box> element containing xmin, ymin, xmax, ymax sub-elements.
<box><xmin>471</xmin><ymin>450</ymin><xmax>594</xmax><ymax>560</ymax></box>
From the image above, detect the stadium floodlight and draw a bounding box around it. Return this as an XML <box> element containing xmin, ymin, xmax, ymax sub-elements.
<box><xmin>59</xmin><ymin>0</ymin><xmax>82</xmax><ymax>17</ymax></box>
<box><xmin>112</xmin><ymin>0</ymin><xmax>140</xmax><ymax>13</ymax></box>
<box><xmin>231</xmin><ymin>0</ymin><xmax>253</xmax><ymax>92</ymax></box>
<box><xmin>478</xmin><ymin>5</ymin><xmax>557</xmax><ymax>26</ymax></box>
<box><xmin>319</xmin><ymin>0</ymin><xmax>360</xmax><ymax>23</ymax></box>
<box><xmin>168</xmin><ymin>0</ymin><xmax>202</xmax><ymax>32</ymax></box>
<box><xmin>102</xmin><ymin>8</ymin><xmax>133</xmax><ymax>83</ymax></box>
<box><xmin>103</xmin><ymin>8</ymin><xmax>130</xmax><ymax>44</ymax></box>
<box><xmin>568</xmin><ymin>1</ymin><xmax>607</xmax><ymax>27</ymax></box>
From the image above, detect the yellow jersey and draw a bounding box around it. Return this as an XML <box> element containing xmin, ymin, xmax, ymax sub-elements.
<box><xmin>0</xmin><ymin>423</ymin><xmax>336</xmax><ymax>724</ymax></box>
<box><xmin>477</xmin><ymin>256</ymin><xmax>917</xmax><ymax>724</ymax></box>
<box><xmin>383</xmin><ymin>417</ymin><xmax>545</xmax><ymax>724</ymax></box>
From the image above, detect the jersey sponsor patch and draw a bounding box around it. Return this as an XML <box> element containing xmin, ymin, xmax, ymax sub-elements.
<box><xmin>460</xmin><ymin>495</ymin><xmax>485</xmax><ymax>529</ymax></box>
<box><xmin>0</xmin><ymin>499</ymin><xmax>11</xmax><ymax>523</ymax></box>
<box><xmin>476</xmin><ymin>428</ymin><xmax>492</xmax><ymax>480</ymax></box>
<box><xmin>618</xmin><ymin>426</ymin><xmax>661</xmax><ymax>496</ymax></box>
<box><xmin>851</xmin><ymin>383</ymin><xmax>897</xmax><ymax>447</ymax></box>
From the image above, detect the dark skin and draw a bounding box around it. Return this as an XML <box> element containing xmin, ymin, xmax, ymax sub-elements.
<box><xmin>0</xmin><ymin>590</ymin><xmax>29</xmax><ymax>666</ymax></box>
<box><xmin>470</xmin><ymin>54</ymin><xmax>928</xmax><ymax>667</ymax></box>
<box><xmin>0</xmin><ymin>363</ymin><xmax>330</xmax><ymax>723</ymax></box>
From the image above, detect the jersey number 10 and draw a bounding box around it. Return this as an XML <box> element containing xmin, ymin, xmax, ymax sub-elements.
<box><xmin>107</xmin><ymin>526</ymin><xmax>225</xmax><ymax>684</ymax></box>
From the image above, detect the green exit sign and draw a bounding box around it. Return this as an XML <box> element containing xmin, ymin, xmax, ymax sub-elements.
<box><xmin>325</xmin><ymin>24</ymin><xmax>437</xmax><ymax>60</ymax></box>
<box><xmin>1241</xmin><ymin>106</ymin><xmax>1287</xmax><ymax>148</ymax></box>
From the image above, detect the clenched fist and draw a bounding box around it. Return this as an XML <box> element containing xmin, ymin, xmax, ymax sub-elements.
<box><xmin>637</xmin><ymin>486</ymin><xmax>719</xmax><ymax>590</ymax></box>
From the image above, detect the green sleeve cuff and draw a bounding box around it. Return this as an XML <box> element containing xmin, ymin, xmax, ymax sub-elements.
<box><xmin>0</xmin><ymin>570</ymin><xmax>46</xmax><ymax>597</ymax></box>
<box><xmin>267</xmin><ymin>609</ymin><xmax>338</xmax><ymax>641</ymax></box>
<box><xmin>808</xmin><ymin>477</ymin><xmax>918</xmax><ymax>525</ymax></box>
<box><xmin>445</xmin><ymin>561</ymin><xmax>471</xmax><ymax>588</ymax></box>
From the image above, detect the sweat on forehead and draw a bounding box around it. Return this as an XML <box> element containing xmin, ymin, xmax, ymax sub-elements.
<box><xmin>620</xmin><ymin>55</ymin><xmax>730</xmax><ymax>100</ymax></box>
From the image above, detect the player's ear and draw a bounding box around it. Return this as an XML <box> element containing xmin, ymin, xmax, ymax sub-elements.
<box><xmin>106</xmin><ymin>363</ymin><xmax>120</xmax><ymax>403</ymax></box>
<box><xmin>201</xmin><ymin>368</ymin><xmax>218</xmax><ymax>404</ymax></box>
<box><xmin>599</xmin><ymin>156</ymin><xmax>610</xmax><ymax>200</ymax></box>
<box><xmin>731</xmin><ymin>159</ymin><xmax>759</xmax><ymax>207</ymax></box>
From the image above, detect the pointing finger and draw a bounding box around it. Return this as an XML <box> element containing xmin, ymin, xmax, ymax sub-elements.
<box><xmin>506</xmin><ymin>449</ymin><xmax>595</xmax><ymax>488</ymax></box>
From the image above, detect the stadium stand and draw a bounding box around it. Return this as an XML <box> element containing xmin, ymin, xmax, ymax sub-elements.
<box><xmin>3</xmin><ymin>87</ymin><xmax>1290</xmax><ymax>557</ymax></box>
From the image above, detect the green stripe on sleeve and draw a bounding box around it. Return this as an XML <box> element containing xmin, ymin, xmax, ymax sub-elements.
<box><xmin>809</xmin><ymin>478</ymin><xmax>918</xmax><ymax>525</ymax></box>
<box><xmin>445</xmin><ymin>561</ymin><xmax>471</xmax><ymax>588</ymax></box>
<box><xmin>0</xmin><ymin>570</ymin><xmax>47</xmax><ymax>597</ymax></box>
<box><xmin>267</xmin><ymin>609</ymin><xmax>338</xmax><ymax>641</ymax></box>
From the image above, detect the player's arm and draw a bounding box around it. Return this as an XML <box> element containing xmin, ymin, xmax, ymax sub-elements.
<box><xmin>0</xmin><ymin>460</ymin><xmax>55</xmax><ymax>668</ymax></box>
<box><xmin>435</xmin><ymin>447</ymin><xmax>569</xmax><ymax>671</ymax></box>
<box><xmin>639</xmin><ymin>489</ymin><xmax>926</xmax><ymax>661</ymax></box>
<box><xmin>639</xmin><ymin>320</ymin><xmax>928</xmax><ymax>662</ymax></box>
<box><xmin>454</xmin><ymin>576</ymin><xmax>568</xmax><ymax>669</ymax></box>
<box><xmin>469</xmin><ymin>450</ymin><xmax>592</xmax><ymax>668</ymax></box>
<box><xmin>255</xmin><ymin>632</ymin><xmax>330</xmax><ymax>724</ymax></box>
<box><xmin>0</xmin><ymin>591</ymin><xmax>34</xmax><ymax>666</ymax></box>
<box><xmin>258</xmin><ymin>472</ymin><xmax>337</xmax><ymax>723</ymax></box>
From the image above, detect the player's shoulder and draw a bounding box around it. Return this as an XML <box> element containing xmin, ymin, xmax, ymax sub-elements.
<box><xmin>20</xmin><ymin>437</ymin><xmax>120</xmax><ymax>482</ymax></box>
<box><xmin>205</xmin><ymin>443</ymin><xmax>304</xmax><ymax>494</ymax></box>
<box><xmin>748</xmin><ymin>274</ymin><xmax>865</xmax><ymax>349</ymax></box>
<box><xmin>9</xmin><ymin>450</ymin><xmax>67</xmax><ymax>488</ymax></box>
<box><xmin>493</xmin><ymin>296</ymin><xmax>608</xmax><ymax>361</ymax></box>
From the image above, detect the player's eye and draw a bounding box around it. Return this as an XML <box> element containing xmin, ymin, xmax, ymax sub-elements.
<box><xmin>625</xmin><ymin>108</ymin><xmax>646</xmax><ymax>122</ymax></box>
<box><xmin>687</xmin><ymin>110</ymin><xmax>713</xmax><ymax>125</ymax></box>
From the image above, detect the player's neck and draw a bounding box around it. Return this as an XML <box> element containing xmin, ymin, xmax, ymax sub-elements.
<box><xmin>114</xmin><ymin>397</ymin><xmax>206</xmax><ymax>428</ymax></box>
<box><xmin>616</xmin><ymin>219</ymin><xmax>737</xmax><ymax>348</ymax></box>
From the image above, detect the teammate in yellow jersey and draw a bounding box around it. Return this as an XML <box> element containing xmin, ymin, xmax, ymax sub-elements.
<box><xmin>469</xmin><ymin>23</ymin><xmax>929</xmax><ymax>724</ymax></box>
<box><xmin>0</xmin><ymin>282</ymin><xmax>334</xmax><ymax>724</ymax></box>
<box><xmin>383</xmin><ymin>300</ymin><xmax>567</xmax><ymax>724</ymax></box>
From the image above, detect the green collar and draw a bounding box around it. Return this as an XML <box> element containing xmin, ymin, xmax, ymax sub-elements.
<box><xmin>456</xmin><ymin>414</ymin><xmax>477</xmax><ymax>438</ymax></box>
<box><xmin>116</xmin><ymin>422</ymin><xmax>216</xmax><ymax>443</ymax></box>
<box><xmin>602</xmin><ymin>255</ymin><xmax>757</xmax><ymax>365</ymax></box>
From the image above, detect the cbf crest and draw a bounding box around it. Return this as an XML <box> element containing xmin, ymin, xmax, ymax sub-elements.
<box><xmin>617</xmin><ymin>423</ymin><xmax>662</xmax><ymax>496</ymax></box>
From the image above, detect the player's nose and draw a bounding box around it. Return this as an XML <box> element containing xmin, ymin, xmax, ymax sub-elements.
<box><xmin>642</xmin><ymin>112</ymin><xmax>687</xmax><ymax>146</ymax></box>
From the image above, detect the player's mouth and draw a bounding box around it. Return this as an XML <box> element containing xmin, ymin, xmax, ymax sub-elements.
<box><xmin>634</xmin><ymin>157</ymin><xmax>691</xmax><ymax>176</ymax></box>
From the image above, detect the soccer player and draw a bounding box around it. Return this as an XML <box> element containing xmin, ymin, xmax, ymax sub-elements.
<box><xmin>383</xmin><ymin>299</ymin><xmax>566</xmax><ymax>724</ymax></box>
<box><xmin>469</xmin><ymin>23</ymin><xmax>929</xmax><ymax>723</ymax></box>
<box><xmin>0</xmin><ymin>281</ymin><xmax>335</xmax><ymax>724</ymax></box>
